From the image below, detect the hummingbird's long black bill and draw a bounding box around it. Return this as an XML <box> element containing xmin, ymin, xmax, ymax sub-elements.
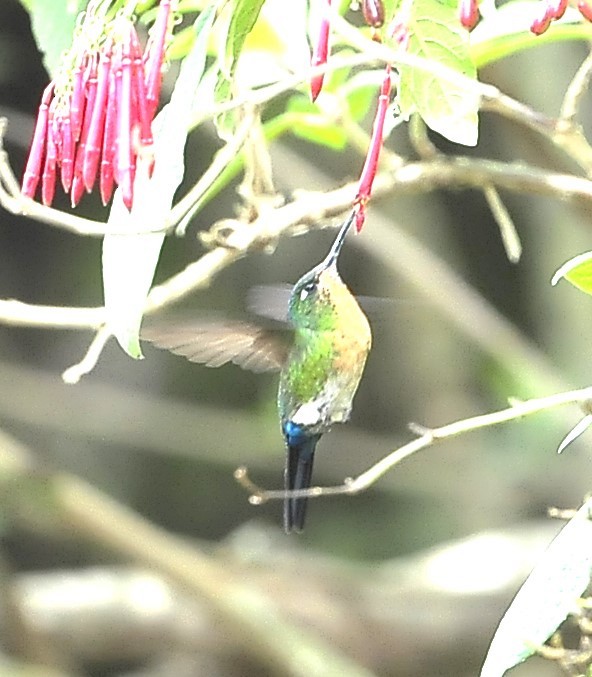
<box><xmin>284</xmin><ymin>436</ymin><xmax>320</xmax><ymax>534</ymax></box>
<box><xmin>322</xmin><ymin>209</ymin><xmax>357</xmax><ymax>269</ymax></box>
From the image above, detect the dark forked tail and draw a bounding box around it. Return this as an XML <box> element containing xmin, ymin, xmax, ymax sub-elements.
<box><xmin>283</xmin><ymin>426</ymin><xmax>320</xmax><ymax>533</ymax></box>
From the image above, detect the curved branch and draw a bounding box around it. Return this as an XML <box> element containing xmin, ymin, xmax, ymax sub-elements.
<box><xmin>236</xmin><ymin>384</ymin><xmax>592</xmax><ymax>503</ymax></box>
<box><xmin>2</xmin><ymin>154</ymin><xmax>592</xmax><ymax>331</ymax></box>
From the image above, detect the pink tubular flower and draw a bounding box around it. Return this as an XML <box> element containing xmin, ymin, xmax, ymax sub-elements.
<box><xmin>21</xmin><ymin>82</ymin><xmax>54</xmax><ymax>200</ymax></box>
<box><xmin>530</xmin><ymin>0</ymin><xmax>569</xmax><ymax>34</ymax></box>
<box><xmin>458</xmin><ymin>0</ymin><xmax>480</xmax><ymax>29</ymax></box>
<box><xmin>354</xmin><ymin>65</ymin><xmax>392</xmax><ymax>232</ymax></box>
<box><xmin>388</xmin><ymin>1</ymin><xmax>412</xmax><ymax>51</ymax></box>
<box><xmin>21</xmin><ymin>0</ymin><xmax>174</xmax><ymax>210</ymax></box>
<box><xmin>310</xmin><ymin>0</ymin><xmax>332</xmax><ymax>102</ymax></box>
<box><xmin>578</xmin><ymin>0</ymin><xmax>592</xmax><ymax>21</ymax></box>
<box><xmin>362</xmin><ymin>0</ymin><xmax>385</xmax><ymax>28</ymax></box>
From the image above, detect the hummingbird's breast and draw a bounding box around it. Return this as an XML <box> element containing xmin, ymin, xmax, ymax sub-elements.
<box><xmin>278</xmin><ymin>283</ymin><xmax>371</xmax><ymax>436</ymax></box>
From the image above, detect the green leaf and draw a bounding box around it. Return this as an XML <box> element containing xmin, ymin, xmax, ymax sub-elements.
<box><xmin>286</xmin><ymin>96</ymin><xmax>348</xmax><ymax>150</ymax></box>
<box><xmin>551</xmin><ymin>251</ymin><xmax>592</xmax><ymax>294</ymax></box>
<box><xmin>471</xmin><ymin>3</ymin><xmax>592</xmax><ymax>69</ymax></box>
<box><xmin>18</xmin><ymin>0</ymin><xmax>87</xmax><ymax>77</ymax></box>
<box><xmin>214</xmin><ymin>0</ymin><xmax>265</xmax><ymax>136</ymax></box>
<box><xmin>102</xmin><ymin>5</ymin><xmax>216</xmax><ymax>358</ymax></box>
<box><xmin>344</xmin><ymin>74</ymin><xmax>385</xmax><ymax>122</ymax></box>
<box><xmin>396</xmin><ymin>0</ymin><xmax>479</xmax><ymax>146</ymax></box>
<box><xmin>480</xmin><ymin>497</ymin><xmax>592</xmax><ymax>677</ymax></box>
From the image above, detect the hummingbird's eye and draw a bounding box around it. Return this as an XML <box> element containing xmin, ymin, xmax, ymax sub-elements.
<box><xmin>299</xmin><ymin>281</ymin><xmax>317</xmax><ymax>301</ymax></box>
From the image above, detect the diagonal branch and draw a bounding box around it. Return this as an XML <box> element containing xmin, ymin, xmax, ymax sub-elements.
<box><xmin>3</xmin><ymin>154</ymin><xmax>592</xmax><ymax>332</ymax></box>
<box><xmin>236</xmin><ymin>384</ymin><xmax>592</xmax><ymax>504</ymax></box>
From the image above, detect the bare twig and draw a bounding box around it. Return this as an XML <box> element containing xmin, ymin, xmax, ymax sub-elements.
<box><xmin>560</xmin><ymin>50</ymin><xmax>592</xmax><ymax>123</ymax></box>
<box><xmin>170</xmin><ymin>109</ymin><xmax>257</xmax><ymax>234</ymax></box>
<box><xmin>61</xmin><ymin>327</ymin><xmax>112</xmax><ymax>384</ymax></box>
<box><xmin>2</xmin><ymin>154</ymin><xmax>592</xmax><ymax>333</ymax></box>
<box><xmin>0</xmin><ymin>152</ymin><xmax>590</xmax><ymax>382</ymax></box>
<box><xmin>483</xmin><ymin>184</ymin><xmax>522</xmax><ymax>263</ymax></box>
<box><xmin>0</xmin><ymin>300</ymin><xmax>103</xmax><ymax>329</ymax></box>
<box><xmin>236</xmin><ymin>385</ymin><xmax>592</xmax><ymax>504</ymax></box>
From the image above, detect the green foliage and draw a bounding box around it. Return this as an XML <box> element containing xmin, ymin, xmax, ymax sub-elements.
<box><xmin>287</xmin><ymin>96</ymin><xmax>349</xmax><ymax>150</ymax></box>
<box><xmin>395</xmin><ymin>0</ymin><xmax>479</xmax><ymax>146</ymax></box>
<box><xmin>17</xmin><ymin>0</ymin><xmax>87</xmax><ymax>77</ymax></box>
<box><xmin>471</xmin><ymin>1</ymin><xmax>592</xmax><ymax>68</ymax></box>
<box><xmin>551</xmin><ymin>251</ymin><xmax>592</xmax><ymax>295</ymax></box>
<box><xmin>214</xmin><ymin>0</ymin><xmax>266</xmax><ymax>137</ymax></box>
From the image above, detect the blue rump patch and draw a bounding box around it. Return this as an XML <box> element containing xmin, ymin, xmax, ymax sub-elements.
<box><xmin>283</xmin><ymin>420</ymin><xmax>307</xmax><ymax>446</ymax></box>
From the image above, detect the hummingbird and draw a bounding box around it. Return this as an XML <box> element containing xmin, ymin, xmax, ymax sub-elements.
<box><xmin>142</xmin><ymin>210</ymin><xmax>372</xmax><ymax>533</ymax></box>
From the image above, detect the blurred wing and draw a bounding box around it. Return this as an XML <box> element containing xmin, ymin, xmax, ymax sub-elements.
<box><xmin>247</xmin><ymin>284</ymin><xmax>292</xmax><ymax>323</ymax></box>
<box><xmin>248</xmin><ymin>284</ymin><xmax>399</xmax><ymax>324</ymax></box>
<box><xmin>141</xmin><ymin>321</ymin><xmax>289</xmax><ymax>373</ymax></box>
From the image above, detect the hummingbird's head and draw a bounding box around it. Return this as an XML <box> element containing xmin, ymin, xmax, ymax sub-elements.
<box><xmin>288</xmin><ymin>210</ymin><xmax>356</xmax><ymax>330</ymax></box>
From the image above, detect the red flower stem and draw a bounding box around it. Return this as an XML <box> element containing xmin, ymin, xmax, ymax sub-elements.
<box><xmin>354</xmin><ymin>64</ymin><xmax>392</xmax><ymax>231</ymax></box>
<box><xmin>83</xmin><ymin>44</ymin><xmax>112</xmax><ymax>192</ymax></box>
<box><xmin>21</xmin><ymin>81</ymin><xmax>54</xmax><ymax>199</ymax></box>
<box><xmin>144</xmin><ymin>0</ymin><xmax>172</xmax><ymax>119</ymax></box>
<box><xmin>117</xmin><ymin>37</ymin><xmax>134</xmax><ymax>210</ymax></box>
<box><xmin>310</xmin><ymin>0</ymin><xmax>331</xmax><ymax>102</ymax></box>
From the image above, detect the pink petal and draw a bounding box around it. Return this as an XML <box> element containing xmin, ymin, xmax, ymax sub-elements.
<box><xmin>362</xmin><ymin>0</ymin><xmax>385</xmax><ymax>28</ymax></box>
<box><xmin>458</xmin><ymin>0</ymin><xmax>479</xmax><ymax>29</ymax></box>
<box><xmin>144</xmin><ymin>0</ymin><xmax>172</xmax><ymax>119</ymax></box>
<box><xmin>41</xmin><ymin>131</ymin><xmax>57</xmax><ymax>206</ymax></box>
<box><xmin>117</xmin><ymin>38</ymin><xmax>134</xmax><ymax>210</ymax></box>
<box><xmin>60</xmin><ymin>115</ymin><xmax>74</xmax><ymax>192</ymax></box>
<box><xmin>21</xmin><ymin>81</ymin><xmax>54</xmax><ymax>199</ymax></box>
<box><xmin>82</xmin><ymin>44</ymin><xmax>111</xmax><ymax>192</ymax></box>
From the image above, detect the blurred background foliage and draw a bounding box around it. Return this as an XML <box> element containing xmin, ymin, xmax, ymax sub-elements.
<box><xmin>0</xmin><ymin>0</ymin><xmax>592</xmax><ymax>675</ymax></box>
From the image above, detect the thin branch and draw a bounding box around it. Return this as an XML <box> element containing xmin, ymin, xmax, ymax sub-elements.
<box><xmin>2</xmin><ymin>155</ymin><xmax>592</xmax><ymax>332</ymax></box>
<box><xmin>560</xmin><ymin>50</ymin><xmax>592</xmax><ymax>122</ymax></box>
<box><xmin>169</xmin><ymin>109</ymin><xmax>256</xmax><ymax>234</ymax></box>
<box><xmin>483</xmin><ymin>184</ymin><xmax>522</xmax><ymax>263</ymax></box>
<box><xmin>0</xmin><ymin>300</ymin><xmax>103</xmax><ymax>329</ymax></box>
<box><xmin>236</xmin><ymin>384</ymin><xmax>592</xmax><ymax>504</ymax></box>
<box><xmin>62</xmin><ymin>327</ymin><xmax>112</xmax><ymax>384</ymax></box>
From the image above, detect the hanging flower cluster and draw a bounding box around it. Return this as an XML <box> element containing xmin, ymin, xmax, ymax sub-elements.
<box><xmin>21</xmin><ymin>0</ymin><xmax>174</xmax><ymax>211</ymax></box>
